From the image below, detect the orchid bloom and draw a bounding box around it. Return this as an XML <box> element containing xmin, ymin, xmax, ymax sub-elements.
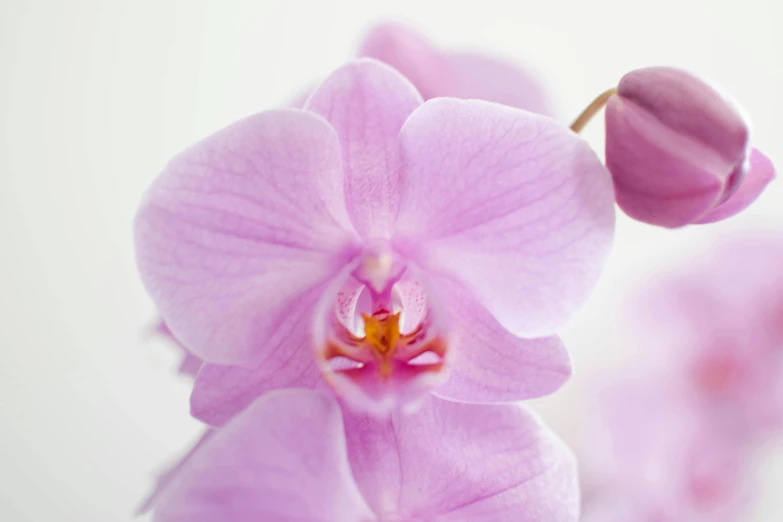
<box><xmin>636</xmin><ymin>235</ymin><xmax>783</xmax><ymax>437</ymax></box>
<box><xmin>358</xmin><ymin>21</ymin><xmax>556</xmax><ymax>117</ymax></box>
<box><xmin>152</xmin><ymin>319</ymin><xmax>203</xmax><ymax>378</ymax></box>
<box><xmin>602</xmin><ymin>66</ymin><xmax>775</xmax><ymax>227</ymax></box>
<box><xmin>135</xmin><ymin>58</ymin><xmax>614</xmax><ymax>421</ymax></box>
<box><xmin>578</xmin><ymin>234</ymin><xmax>783</xmax><ymax>522</ymax></box>
<box><xmin>580</xmin><ymin>379</ymin><xmax>748</xmax><ymax>522</ymax></box>
<box><xmin>145</xmin><ymin>389</ymin><xmax>579</xmax><ymax>522</ymax></box>
<box><xmin>150</xmin><ymin>24</ymin><xmax>559</xmax><ymax>378</ymax></box>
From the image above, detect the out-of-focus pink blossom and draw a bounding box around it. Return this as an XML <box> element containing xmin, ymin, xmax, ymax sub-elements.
<box><xmin>358</xmin><ymin>21</ymin><xmax>556</xmax><ymax>117</ymax></box>
<box><xmin>638</xmin><ymin>235</ymin><xmax>783</xmax><ymax>436</ymax></box>
<box><xmin>144</xmin><ymin>389</ymin><xmax>579</xmax><ymax>522</ymax></box>
<box><xmin>605</xmin><ymin>66</ymin><xmax>775</xmax><ymax>228</ymax></box>
<box><xmin>581</xmin><ymin>379</ymin><xmax>749</xmax><ymax>522</ymax></box>
<box><xmin>580</xmin><ymin>234</ymin><xmax>783</xmax><ymax>521</ymax></box>
<box><xmin>135</xmin><ymin>59</ymin><xmax>615</xmax><ymax>422</ymax></box>
<box><xmin>152</xmin><ymin>319</ymin><xmax>203</xmax><ymax>378</ymax></box>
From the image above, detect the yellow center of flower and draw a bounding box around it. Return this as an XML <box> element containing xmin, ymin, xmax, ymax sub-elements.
<box><xmin>362</xmin><ymin>312</ymin><xmax>401</xmax><ymax>377</ymax></box>
<box><xmin>321</xmin><ymin>309</ymin><xmax>446</xmax><ymax>383</ymax></box>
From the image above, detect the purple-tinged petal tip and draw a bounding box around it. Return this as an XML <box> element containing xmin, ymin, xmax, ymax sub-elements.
<box><xmin>696</xmin><ymin>148</ymin><xmax>776</xmax><ymax>223</ymax></box>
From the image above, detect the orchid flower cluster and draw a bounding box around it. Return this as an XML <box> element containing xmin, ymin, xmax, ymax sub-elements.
<box><xmin>579</xmin><ymin>235</ymin><xmax>783</xmax><ymax>522</ymax></box>
<box><xmin>136</xmin><ymin>22</ymin><xmax>776</xmax><ymax>521</ymax></box>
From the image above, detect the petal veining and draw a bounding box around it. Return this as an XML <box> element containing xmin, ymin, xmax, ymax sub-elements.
<box><xmin>135</xmin><ymin>109</ymin><xmax>360</xmax><ymax>364</ymax></box>
<box><xmin>394</xmin><ymin>98</ymin><xmax>615</xmax><ymax>337</ymax></box>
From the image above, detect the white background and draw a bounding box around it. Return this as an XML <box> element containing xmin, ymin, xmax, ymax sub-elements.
<box><xmin>1</xmin><ymin>0</ymin><xmax>781</xmax><ymax>520</ymax></box>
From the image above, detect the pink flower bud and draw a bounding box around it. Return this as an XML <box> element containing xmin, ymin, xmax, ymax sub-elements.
<box><xmin>605</xmin><ymin>66</ymin><xmax>774</xmax><ymax>227</ymax></box>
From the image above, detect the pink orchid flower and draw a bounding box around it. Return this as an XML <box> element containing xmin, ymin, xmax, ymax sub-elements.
<box><xmin>580</xmin><ymin>379</ymin><xmax>749</xmax><ymax>522</ymax></box>
<box><xmin>152</xmin><ymin>319</ymin><xmax>203</xmax><ymax>378</ymax></box>
<box><xmin>635</xmin><ymin>235</ymin><xmax>783</xmax><ymax>438</ymax></box>
<box><xmin>135</xmin><ymin>58</ymin><xmax>615</xmax><ymax>421</ymax></box>
<box><xmin>579</xmin><ymin>234</ymin><xmax>783</xmax><ymax>522</ymax></box>
<box><xmin>144</xmin><ymin>389</ymin><xmax>579</xmax><ymax>522</ymax></box>
<box><xmin>149</xmin><ymin>23</ymin><xmax>561</xmax><ymax>380</ymax></box>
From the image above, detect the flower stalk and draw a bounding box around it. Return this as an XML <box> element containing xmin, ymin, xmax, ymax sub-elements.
<box><xmin>569</xmin><ymin>87</ymin><xmax>617</xmax><ymax>133</ymax></box>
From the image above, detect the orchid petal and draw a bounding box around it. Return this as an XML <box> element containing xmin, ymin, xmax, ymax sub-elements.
<box><xmin>395</xmin><ymin>98</ymin><xmax>615</xmax><ymax>337</ymax></box>
<box><xmin>431</xmin><ymin>275</ymin><xmax>571</xmax><ymax>402</ymax></box>
<box><xmin>305</xmin><ymin>59</ymin><xmax>423</xmax><ymax>237</ymax></box>
<box><xmin>150</xmin><ymin>393</ymin><xmax>577</xmax><ymax>521</ymax></box>
<box><xmin>189</xmin><ymin>270</ymin><xmax>370</xmax><ymax>426</ymax></box>
<box><xmin>152</xmin><ymin>390</ymin><xmax>375</xmax><ymax>522</ymax></box>
<box><xmin>344</xmin><ymin>396</ymin><xmax>579</xmax><ymax>521</ymax></box>
<box><xmin>134</xmin><ymin>109</ymin><xmax>359</xmax><ymax>364</ymax></box>
<box><xmin>444</xmin><ymin>53</ymin><xmax>555</xmax><ymax>117</ymax></box>
<box><xmin>139</xmin><ymin>430</ymin><xmax>216</xmax><ymax>514</ymax></box>
<box><xmin>696</xmin><ymin>148</ymin><xmax>776</xmax><ymax>223</ymax></box>
<box><xmin>358</xmin><ymin>22</ymin><xmax>453</xmax><ymax>101</ymax></box>
<box><xmin>190</xmin><ymin>357</ymin><xmax>324</xmax><ymax>427</ymax></box>
<box><xmin>359</xmin><ymin>22</ymin><xmax>555</xmax><ymax>117</ymax></box>
<box><xmin>153</xmin><ymin>319</ymin><xmax>203</xmax><ymax>378</ymax></box>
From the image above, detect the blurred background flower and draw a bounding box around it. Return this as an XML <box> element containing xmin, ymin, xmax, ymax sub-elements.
<box><xmin>563</xmin><ymin>234</ymin><xmax>783</xmax><ymax>522</ymax></box>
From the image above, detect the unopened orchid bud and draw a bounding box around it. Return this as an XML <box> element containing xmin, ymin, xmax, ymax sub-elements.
<box><xmin>604</xmin><ymin>66</ymin><xmax>774</xmax><ymax>228</ymax></box>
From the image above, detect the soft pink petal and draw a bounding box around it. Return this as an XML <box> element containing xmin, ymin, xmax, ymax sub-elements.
<box><xmin>431</xmin><ymin>275</ymin><xmax>571</xmax><ymax>402</ymax></box>
<box><xmin>152</xmin><ymin>390</ymin><xmax>375</xmax><ymax>522</ymax></box>
<box><xmin>134</xmin><ymin>109</ymin><xmax>360</xmax><ymax>365</ymax></box>
<box><xmin>393</xmin><ymin>279</ymin><xmax>429</xmax><ymax>332</ymax></box>
<box><xmin>139</xmin><ymin>430</ymin><xmax>216</xmax><ymax>514</ymax></box>
<box><xmin>394</xmin><ymin>98</ymin><xmax>615</xmax><ymax>337</ymax></box>
<box><xmin>444</xmin><ymin>52</ymin><xmax>555</xmax><ymax>117</ymax></box>
<box><xmin>305</xmin><ymin>59</ymin><xmax>423</xmax><ymax>237</ymax></box>
<box><xmin>344</xmin><ymin>397</ymin><xmax>579</xmax><ymax>521</ymax></box>
<box><xmin>186</xmin><ymin>268</ymin><xmax>351</xmax><ymax>428</ymax></box>
<box><xmin>359</xmin><ymin>22</ymin><xmax>555</xmax><ymax>117</ymax></box>
<box><xmin>190</xmin><ymin>357</ymin><xmax>324</xmax><ymax>427</ymax></box>
<box><xmin>326</xmin><ymin>362</ymin><xmax>447</xmax><ymax>417</ymax></box>
<box><xmin>188</xmin><ymin>274</ymin><xmax>347</xmax><ymax>426</ymax></box>
<box><xmin>696</xmin><ymin>148</ymin><xmax>776</xmax><ymax>223</ymax></box>
<box><xmin>152</xmin><ymin>319</ymin><xmax>203</xmax><ymax>378</ymax></box>
<box><xmin>176</xmin><ymin>351</ymin><xmax>204</xmax><ymax>379</ymax></box>
<box><xmin>358</xmin><ymin>22</ymin><xmax>454</xmax><ymax>101</ymax></box>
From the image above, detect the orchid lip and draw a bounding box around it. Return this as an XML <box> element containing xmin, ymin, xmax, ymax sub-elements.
<box><xmin>322</xmin><ymin>309</ymin><xmax>447</xmax><ymax>377</ymax></box>
<box><xmin>314</xmin><ymin>248</ymin><xmax>451</xmax><ymax>414</ymax></box>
